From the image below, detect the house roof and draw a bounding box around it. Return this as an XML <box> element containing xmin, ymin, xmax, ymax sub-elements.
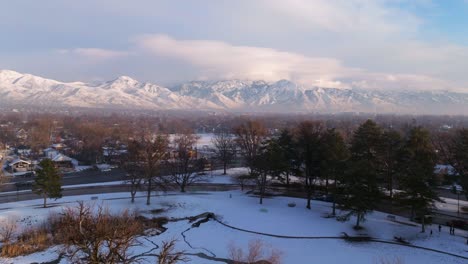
<box><xmin>51</xmin><ymin>153</ymin><xmax>72</xmax><ymax>162</ymax></box>
<box><xmin>52</xmin><ymin>143</ymin><xmax>66</xmax><ymax>148</ymax></box>
<box><xmin>10</xmin><ymin>158</ymin><xmax>31</xmax><ymax>165</ymax></box>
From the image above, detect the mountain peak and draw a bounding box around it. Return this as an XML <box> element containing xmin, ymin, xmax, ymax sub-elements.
<box><xmin>0</xmin><ymin>69</ymin><xmax>24</xmax><ymax>79</ymax></box>
<box><xmin>113</xmin><ymin>75</ymin><xmax>138</xmax><ymax>83</ymax></box>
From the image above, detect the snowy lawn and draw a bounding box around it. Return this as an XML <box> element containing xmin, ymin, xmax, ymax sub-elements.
<box><xmin>0</xmin><ymin>190</ymin><xmax>467</xmax><ymax>264</ymax></box>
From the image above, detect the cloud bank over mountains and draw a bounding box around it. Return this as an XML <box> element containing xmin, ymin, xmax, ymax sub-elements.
<box><xmin>1</xmin><ymin>1</ymin><xmax>467</xmax><ymax>92</ymax></box>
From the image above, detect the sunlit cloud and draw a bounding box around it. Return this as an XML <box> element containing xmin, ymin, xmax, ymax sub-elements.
<box><xmin>134</xmin><ymin>34</ymin><xmax>461</xmax><ymax>91</ymax></box>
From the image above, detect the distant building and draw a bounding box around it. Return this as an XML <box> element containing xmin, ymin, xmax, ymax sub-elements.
<box><xmin>6</xmin><ymin>158</ymin><xmax>34</xmax><ymax>173</ymax></box>
<box><xmin>43</xmin><ymin>148</ymin><xmax>73</xmax><ymax>170</ymax></box>
<box><xmin>434</xmin><ymin>164</ymin><xmax>457</xmax><ymax>176</ymax></box>
<box><xmin>15</xmin><ymin>128</ymin><xmax>28</xmax><ymax>140</ymax></box>
<box><xmin>16</xmin><ymin>145</ymin><xmax>32</xmax><ymax>156</ymax></box>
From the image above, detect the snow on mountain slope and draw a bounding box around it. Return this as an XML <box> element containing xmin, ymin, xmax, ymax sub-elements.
<box><xmin>1</xmin><ymin>70</ymin><xmax>468</xmax><ymax>114</ymax></box>
<box><xmin>173</xmin><ymin>80</ymin><xmax>468</xmax><ymax>114</ymax></box>
<box><xmin>0</xmin><ymin>70</ymin><xmax>217</xmax><ymax>110</ymax></box>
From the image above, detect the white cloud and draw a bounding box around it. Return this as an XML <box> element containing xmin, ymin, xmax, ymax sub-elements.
<box><xmin>2</xmin><ymin>1</ymin><xmax>467</xmax><ymax>92</ymax></box>
<box><xmin>135</xmin><ymin>34</ymin><xmax>354</xmax><ymax>87</ymax></box>
<box><xmin>134</xmin><ymin>34</ymin><xmax>462</xmax><ymax>91</ymax></box>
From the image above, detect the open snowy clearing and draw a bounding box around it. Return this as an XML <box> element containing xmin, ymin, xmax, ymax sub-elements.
<box><xmin>0</xmin><ymin>190</ymin><xmax>467</xmax><ymax>264</ymax></box>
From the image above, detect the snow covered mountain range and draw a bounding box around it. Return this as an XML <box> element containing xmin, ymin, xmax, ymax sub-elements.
<box><xmin>1</xmin><ymin>70</ymin><xmax>468</xmax><ymax>115</ymax></box>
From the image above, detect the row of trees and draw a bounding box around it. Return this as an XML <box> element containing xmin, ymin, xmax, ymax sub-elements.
<box><xmin>30</xmin><ymin>119</ymin><xmax>468</xmax><ymax>231</ymax></box>
<box><xmin>437</xmin><ymin>129</ymin><xmax>468</xmax><ymax>194</ymax></box>
<box><xmin>124</xmin><ymin>130</ymin><xmax>207</xmax><ymax>205</ymax></box>
<box><xmin>234</xmin><ymin>119</ymin><xmax>441</xmax><ymax>230</ymax></box>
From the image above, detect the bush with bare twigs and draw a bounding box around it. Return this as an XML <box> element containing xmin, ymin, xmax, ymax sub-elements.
<box><xmin>375</xmin><ymin>256</ymin><xmax>404</xmax><ymax>264</ymax></box>
<box><xmin>50</xmin><ymin>201</ymin><xmax>154</xmax><ymax>264</ymax></box>
<box><xmin>0</xmin><ymin>217</ymin><xmax>17</xmax><ymax>243</ymax></box>
<box><xmin>157</xmin><ymin>239</ymin><xmax>188</xmax><ymax>264</ymax></box>
<box><xmin>229</xmin><ymin>239</ymin><xmax>282</xmax><ymax>264</ymax></box>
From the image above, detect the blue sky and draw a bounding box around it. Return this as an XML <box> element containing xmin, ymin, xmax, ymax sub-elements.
<box><xmin>1</xmin><ymin>0</ymin><xmax>467</xmax><ymax>91</ymax></box>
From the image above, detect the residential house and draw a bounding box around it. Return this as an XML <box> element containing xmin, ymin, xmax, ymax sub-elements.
<box><xmin>6</xmin><ymin>158</ymin><xmax>34</xmax><ymax>173</ymax></box>
<box><xmin>16</xmin><ymin>145</ymin><xmax>32</xmax><ymax>156</ymax></box>
<box><xmin>43</xmin><ymin>148</ymin><xmax>73</xmax><ymax>170</ymax></box>
<box><xmin>15</xmin><ymin>128</ymin><xmax>28</xmax><ymax>141</ymax></box>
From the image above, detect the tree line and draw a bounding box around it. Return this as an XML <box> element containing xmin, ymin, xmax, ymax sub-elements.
<box><xmin>231</xmin><ymin>119</ymin><xmax>468</xmax><ymax>231</ymax></box>
<box><xmin>27</xmin><ymin>116</ymin><xmax>468</xmax><ymax>231</ymax></box>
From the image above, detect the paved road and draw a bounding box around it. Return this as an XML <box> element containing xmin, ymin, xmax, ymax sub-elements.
<box><xmin>0</xmin><ymin>183</ymin><xmax>238</xmax><ymax>204</ymax></box>
<box><xmin>436</xmin><ymin>187</ymin><xmax>467</xmax><ymax>201</ymax></box>
<box><xmin>1</xmin><ymin>168</ymin><xmax>127</xmax><ymax>193</ymax></box>
<box><xmin>1</xmin><ymin>168</ymin><xmax>467</xmax><ymax>222</ymax></box>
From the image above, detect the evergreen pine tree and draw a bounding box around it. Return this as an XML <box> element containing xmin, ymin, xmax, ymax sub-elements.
<box><xmin>33</xmin><ymin>159</ymin><xmax>62</xmax><ymax>208</ymax></box>
<box><xmin>252</xmin><ymin>139</ymin><xmax>284</xmax><ymax>204</ymax></box>
<box><xmin>321</xmin><ymin>128</ymin><xmax>349</xmax><ymax>216</ymax></box>
<box><xmin>276</xmin><ymin>129</ymin><xmax>297</xmax><ymax>187</ymax></box>
<box><xmin>295</xmin><ymin>121</ymin><xmax>324</xmax><ymax>209</ymax></box>
<box><xmin>397</xmin><ymin>127</ymin><xmax>438</xmax><ymax>232</ymax></box>
<box><xmin>339</xmin><ymin>120</ymin><xmax>383</xmax><ymax>229</ymax></box>
<box><xmin>381</xmin><ymin>129</ymin><xmax>403</xmax><ymax>200</ymax></box>
<box><xmin>450</xmin><ymin>129</ymin><xmax>468</xmax><ymax>198</ymax></box>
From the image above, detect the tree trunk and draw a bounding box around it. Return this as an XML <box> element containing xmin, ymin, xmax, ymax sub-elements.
<box><xmin>421</xmin><ymin>215</ymin><xmax>425</xmax><ymax>233</ymax></box>
<box><xmin>356</xmin><ymin>213</ymin><xmax>361</xmax><ymax>228</ymax></box>
<box><xmin>325</xmin><ymin>176</ymin><xmax>329</xmax><ymax>195</ymax></box>
<box><xmin>306</xmin><ymin>177</ymin><xmax>312</xmax><ymax>210</ymax></box>
<box><xmin>388</xmin><ymin>169</ymin><xmax>393</xmax><ymax>199</ymax></box>
<box><xmin>259</xmin><ymin>173</ymin><xmax>265</xmax><ymax>204</ymax></box>
<box><xmin>332</xmin><ymin>175</ymin><xmax>337</xmax><ymax>216</ymax></box>
<box><xmin>223</xmin><ymin>162</ymin><xmax>227</xmax><ymax>175</ymax></box>
<box><xmin>181</xmin><ymin>185</ymin><xmax>186</xmax><ymax>193</ymax></box>
<box><xmin>410</xmin><ymin>205</ymin><xmax>415</xmax><ymax>221</ymax></box>
<box><xmin>131</xmin><ymin>191</ymin><xmax>135</xmax><ymax>203</ymax></box>
<box><xmin>306</xmin><ymin>189</ymin><xmax>311</xmax><ymax>209</ymax></box>
<box><xmin>286</xmin><ymin>172</ymin><xmax>290</xmax><ymax>187</ymax></box>
<box><xmin>146</xmin><ymin>178</ymin><xmax>152</xmax><ymax>205</ymax></box>
<box><xmin>43</xmin><ymin>193</ymin><xmax>47</xmax><ymax>208</ymax></box>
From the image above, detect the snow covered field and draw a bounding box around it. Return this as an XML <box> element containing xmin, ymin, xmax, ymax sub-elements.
<box><xmin>0</xmin><ymin>189</ymin><xmax>467</xmax><ymax>264</ymax></box>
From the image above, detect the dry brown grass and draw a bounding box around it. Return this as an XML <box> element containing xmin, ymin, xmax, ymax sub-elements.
<box><xmin>1</xmin><ymin>226</ymin><xmax>52</xmax><ymax>258</ymax></box>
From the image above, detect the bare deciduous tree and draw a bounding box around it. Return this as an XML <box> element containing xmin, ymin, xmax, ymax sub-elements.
<box><xmin>129</xmin><ymin>133</ymin><xmax>169</xmax><ymax>205</ymax></box>
<box><xmin>234</xmin><ymin>120</ymin><xmax>267</xmax><ymax>174</ymax></box>
<box><xmin>167</xmin><ymin>132</ymin><xmax>206</xmax><ymax>192</ymax></box>
<box><xmin>212</xmin><ymin>130</ymin><xmax>237</xmax><ymax>175</ymax></box>
<box><xmin>122</xmin><ymin>161</ymin><xmax>144</xmax><ymax>203</ymax></box>
<box><xmin>0</xmin><ymin>217</ymin><xmax>17</xmax><ymax>243</ymax></box>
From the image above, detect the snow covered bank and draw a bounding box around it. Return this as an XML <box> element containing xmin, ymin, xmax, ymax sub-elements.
<box><xmin>0</xmin><ymin>191</ymin><xmax>467</xmax><ymax>263</ymax></box>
